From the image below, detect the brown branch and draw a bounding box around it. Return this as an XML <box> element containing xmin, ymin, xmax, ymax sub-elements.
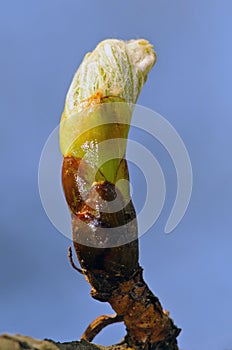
<box><xmin>81</xmin><ymin>314</ymin><xmax>123</xmax><ymax>342</ymax></box>
<box><xmin>62</xmin><ymin>159</ymin><xmax>181</xmax><ymax>349</ymax></box>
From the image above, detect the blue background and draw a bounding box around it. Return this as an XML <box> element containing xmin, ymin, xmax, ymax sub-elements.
<box><xmin>1</xmin><ymin>1</ymin><xmax>232</xmax><ymax>349</ymax></box>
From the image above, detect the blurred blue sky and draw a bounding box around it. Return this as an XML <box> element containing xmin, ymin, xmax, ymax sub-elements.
<box><xmin>0</xmin><ymin>1</ymin><xmax>232</xmax><ymax>349</ymax></box>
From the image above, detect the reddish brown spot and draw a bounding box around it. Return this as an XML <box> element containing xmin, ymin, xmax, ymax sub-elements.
<box><xmin>62</xmin><ymin>156</ymin><xmax>84</xmax><ymax>214</ymax></box>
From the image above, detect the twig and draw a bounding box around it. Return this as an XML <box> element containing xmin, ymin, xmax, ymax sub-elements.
<box><xmin>81</xmin><ymin>314</ymin><xmax>123</xmax><ymax>342</ymax></box>
<box><xmin>68</xmin><ymin>246</ymin><xmax>83</xmax><ymax>274</ymax></box>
